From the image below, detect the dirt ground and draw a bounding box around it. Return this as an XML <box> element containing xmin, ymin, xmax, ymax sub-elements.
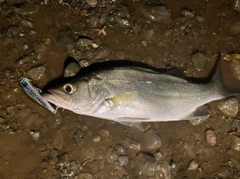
<box><xmin>1</xmin><ymin>0</ymin><xmax>240</xmax><ymax>178</ymax></box>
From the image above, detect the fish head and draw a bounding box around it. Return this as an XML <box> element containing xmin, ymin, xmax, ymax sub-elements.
<box><xmin>43</xmin><ymin>79</ymin><xmax>92</xmax><ymax>114</ymax></box>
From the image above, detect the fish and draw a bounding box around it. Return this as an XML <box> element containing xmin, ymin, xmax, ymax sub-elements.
<box><xmin>19</xmin><ymin>77</ymin><xmax>62</xmax><ymax>124</ymax></box>
<box><xmin>42</xmin><ymin>57</ymin><xmax>240</xmax><ymax>125</ymax></box>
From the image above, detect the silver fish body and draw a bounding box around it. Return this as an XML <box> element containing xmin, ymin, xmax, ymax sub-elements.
<box><xmin>43</xmin><ymin>66</ymin><xmax>227</xmax><ymax>122</ymax></box>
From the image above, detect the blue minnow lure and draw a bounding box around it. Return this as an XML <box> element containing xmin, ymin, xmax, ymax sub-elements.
<box><xmin>19</xmin><ymin>77</ymin><xmax>62</xmax><ymax>124</ymax></box>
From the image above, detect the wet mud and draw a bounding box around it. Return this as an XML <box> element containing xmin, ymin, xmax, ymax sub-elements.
<box><xmin>1</xmin><ymin>0</ymin><xmax>240</xmax><ymax>178</ymax></box>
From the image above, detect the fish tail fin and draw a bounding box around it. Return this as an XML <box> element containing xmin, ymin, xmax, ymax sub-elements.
<box><xmin>214</xmin><ymin>54</ymin><xmax>240</xmax><ymax>97</ymax></box>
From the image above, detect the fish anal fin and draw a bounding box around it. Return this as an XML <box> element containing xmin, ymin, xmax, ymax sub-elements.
<box><xmin>117</xmin><ymin>121</ymin><xmax>145</xmax><ymax>131</ymax></box>
<box><xmin>185</xmin><ymin>105</ymin><xmax>211</xmax><ymax>121</ymax></box>
<box><xmin>106</xmin><ymin>91</ymin><xmax>138</xmax><ymax>108</ymax></box>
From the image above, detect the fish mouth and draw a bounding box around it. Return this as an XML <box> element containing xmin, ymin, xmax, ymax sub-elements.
<box><xmin>43</xmin><ymin>89</ymin><xmax>73</xmax><ymax>111</ymax></box>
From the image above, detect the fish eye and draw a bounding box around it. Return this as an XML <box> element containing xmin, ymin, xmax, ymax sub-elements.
<box><xmin>63</xmin><ymin>83</ymin><xmax>76</xmax><ymax>94</ymax></box>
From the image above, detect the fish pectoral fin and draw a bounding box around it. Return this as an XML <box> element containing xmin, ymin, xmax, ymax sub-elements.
<box><xmin>117</xmin><ymin>121</ymin><xmax>145</xmax><ymax>131</ymax></box>
<box><xmin>185</xmin><ymin>105</ymin><xmax>211</xmax><ymax>120</ymax></box>
<box><xmin>106</xmin><ymin>91</ymin><xmax>138</xmax><ymax>108</ymax></box>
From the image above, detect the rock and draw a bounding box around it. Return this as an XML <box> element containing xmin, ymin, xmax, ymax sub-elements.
<box><xmin>50</xmin><ymin>149</ymin><xmax>58</xmax><ymax>157</ymax></box>
<box><xmin>89</xmin><ymin>15</ymin><xmax>99</xmax><ymax>28</ymax></box>
<box><xmin>93</xmin><ymin>136</ymin><xmax>101</xmax><ymax>142</ymax></box>
<box><xmin>114</xmin><ymin>17</ymin><xmax>131</xmax><ymax>28</ymax></box>
<box><xmin>64</xmin><ymin>62</ymin><xmax>81</xmax><ymax>77</ymax></box>
<box><xmin>105</xmin><ymin>147</ymin><xmax>118</xmax><ymax>163</ymax></box>
<box><xmin>118</xmin><ymin>155</ymin><xmax>128</xmax><ymax>166</ymax></box>
<box><xmin>52</xmin><ymin>130</ymin><xmax>64</xmax><ymax>150</ymax></box>
<box><xmin>99</xmin><ymin>129</ymin><xmax>109</xmax><ymax>138</ymax></box>
<box><xmin>56</xmin><ymin>27</ymin><xmax>76</xmax><ymax>50</ymax></box>
<box><xmin>181</xmin><ymin>9</ymin><xmax>195</xmax><ymax>18</ymax></box>
<box><xmin>189</xmin><ymin>114</ymin><xmax>210</xmax><ymax>126</ymax></box>
<box><xmin>191</xmin><ymin>52</ymin><xmax>209</xmax><ymax>71</ymax></box>
<box><xmin>40</xmin><ymin>150</ymin><xmax>49</xmax><ymax>157</ymax></box>
<box><xmin>232</xmin><ymin>136</ymin><xmax>240</xmax><ymax>151</ymax></box>
<box><xmin>78</xmin><ymin>173</ymin><xmax>93</xmax><ymax>179</ymax></box>
<box><xmin>142</xmin><ymin>129</ymin><xmax>161</xmax><ymax>151</ymax></box>
<box><xmin>143</xmin><ymin>29</ymin><xmax>155</xmax><ymax>41</ymax></box>
<box><xmin>141</xmin><ymin>5</ymin><xmax>171</xmax><ymax>22</ymax></box>
<box><xmin>74</xmin><ymin>129</ymin><xmax>84</xmax><ymax>146</ymax></box>
<box><xmin>79</xmin><ymin>59</ymin><xmax>90</xmax><ymax>67</ymax></box>
<box><xmin>85</xmin><ymin>0</ymin><xmax>97</xmax><ymax>8</ymax></box>
<box><xmin>188</xmin><ymin>160</ymin><xmax>199</xmax><ymax>170</ymax></box>
<box><xmin>195</xmin><ymin>16</ymin><xmax>205</xmax><ymax>23</ymax></box>
<box><xmin>233</xmin><ymin>0</ymin><xmax>240</xmax><ymax>12</ymax></box>
<box><xmin>114</xmin><ymin>50</ymin><xmax>126</xmax><ymax>60</ymax></box>
<box><xmin>21</xmin><ymin>18</ymin><xmax>35</xmax><ymax>29</ymax></box>
<box><xmin>141</xmin><ymin>40</ymin><xmax>147</xmax><ymax>47</ymax></box>
<box><xmin>34</xmin><ymin>43</ymin><xmax>47</xmax><ymax>60</ymax></box>
<box><xmin>115</xmin><ymin>144</ymin><xmax>126</xmax><ymax>155</ymax></box>
<box><xmin>218</xmin><ymin>97</ymin><xmax>239</xmax><ymax>117</ymax></box>
<box><xmin>27</xmin><ymin>66</ymin><xmax>46</xmax><ymax>80</ymax></box>
<box><xmin>205</xmin><ymin>129</ymin><xmax>216</xmax><ymax>146</ymax></box>
<box><xmin>1</xmin><ymin>1</ymin><xmax>9</xmax><ymax>10</ymax></box>
<box><xmin>135</xmin><ymin>152</ymin><xmax>156</xmax><ymax>176</ymax></box>
<box><xmin>6</xmin><ymin>25</ymin><xmax>20</xmax><ymax>38</ymax></box>
<box><xmin>94</xmin><ymin>46</ymin><xmax>110</xmax><ymax>59</ymax></box>
<box><xmin>30</xmin><ymin>131</ymin><xmax>40</xmax><ymax>140</ymax></box>
<box><xmin>122</xmin><ymin>137</ymin><xmax>141</xmax><ymax>150</ymax></box>
<box><xmin>99</xmin><ymin>7</ymin><xmax>109</xmax><ymax>24</ymax></box>
<box><xmin>229</xmin><ymin>22</ymin><xmax>240</xmax><ymax>34</ymax></box>
<box><xmin>77</xmin><ymin>37</ymin><xmax>93</xmax><ymax>47</ymax></box>
<box><xmin>13</xmin><ymin>3</ymin><xmax>39</xmax><ymax>15</ymax></box>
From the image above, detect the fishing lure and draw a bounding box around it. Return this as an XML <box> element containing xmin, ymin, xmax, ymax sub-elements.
<box><xmin>19</xmin><ymin>77</ymin><xmax>62</xmax><ymax>124</ymax></box>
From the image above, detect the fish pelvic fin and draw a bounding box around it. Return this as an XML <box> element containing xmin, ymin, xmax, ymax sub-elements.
<box><xmin>214</xmin><ymin>54</ymin><xmax>240</xmax><ymax>96</ymax></box>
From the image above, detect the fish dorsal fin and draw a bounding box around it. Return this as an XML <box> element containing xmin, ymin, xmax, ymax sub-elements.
<box><xmin>106</xmin><ymin>91</ymin><xmax>138</xmax><ymax>108</ymax></box>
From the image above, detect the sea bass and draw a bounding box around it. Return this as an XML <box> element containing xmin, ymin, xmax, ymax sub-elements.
<box><xmin>43</xmin><ymin>58</ymin><xmax>239</xmax><ymax>124</ymax></box>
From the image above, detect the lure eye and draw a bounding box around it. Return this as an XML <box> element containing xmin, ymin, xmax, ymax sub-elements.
<box><xmin>63</xmin><ymin>83</ymin><xmax>76</xmax><ymax>94</ymax></box>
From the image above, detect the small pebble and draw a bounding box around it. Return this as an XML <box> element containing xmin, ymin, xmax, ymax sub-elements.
<box><xmin>40</xmin><ymin>150</ymin><xmax>49</xmax><ymax>157</ymax></box>
<box><xmin>218</xmin><ymin>97</ymin><xmax>239</xmax><ymax>117</ymax></box>
<box><xmin>181</xmin><ymin>9</ymin><xmax>195</xmax><ymax>18</ymax></box>
<box><xmin>27</xmin><ymin>66</ymin><xmax>46</xmax><ymax>80</ymax></box>
<box><xmin>233</xmin><ymin>0</ymin><xmax>240</xmax><ymax>12</ymax></box>
<box><xmin>46</xmin><ymin>143</ymin><xmax>53</xmax><ymax>149</ymax></box>
<box><xmin>64</xmin><ymin>62</ymin><xmax>81</xmax><ymax>77</ymax></box>
<box><xmin>85</xmin><ymin>0</ymin><xmax>97</xmax><ymax>8</ymax></box>
<box><xmin>93</xmin><ymin>136</ymin><xmax>101</xmax><ymax>142</ymax></box>
<box><xmin>52</xmin><ymin>130</ymin><xmax>64</xmax><ymax>150</ymax></box>
<box><xmin>205</xmin><ymin>129</ymin><xmax>216</xmax><ymax>146</ymax></box>
<box><xmin>118</xmin><ymin>155</ymin><xmax>129</xmax><ymax>166</ymax></box>
<box><xmin>114</xmin><ymin>50</ymin><xmax>126</xmax><ymax>60</ymax></box>
<box><xmin>99</xmin><ymin>129</ymin><xmax>109</xmax><ymax>138</ymax></box>
<box><xmin>77</xmin><ymin>37</ymin><xmax>93</xmax><ymax>47</ymax></box>
<box><xmin>141</xmin><ymin>40</ymin><xmax>147</xmax><ymax>47</ymax></box>
<box><xmin>141</xmin><ymin>5</ymin><xmax>171</xmax><ymax>22</ymax></box>
<box><xmin>188</xmin><ymin>160</ymin><xmax>199</xmax><ymax>170</ymax></box>
<box><xmin>229</xmin><ymin>22</ymin><xmax>240</xmax><ymax>34</ymax></box>
<box><xmin>105</xmin><ymin>147</ymin><xmax>118</xmax><ymax>163</ymax></box>
<box><xmin>50</xmin><ymin>149</ymin><xmax>58</xmax><ymax>157</ymax></box>
<box><xmin>232</xmin><ymin>136</ymin><xmax>240</xmax><ymax>151</ymax></box>
<box><xmin>123</xmin><ymin>137</ymin><xmax>141</xmax><ymax>150</ymax></box>
<box><xmin>56</xmin><ymin>26</ymin><xmax>75</xmax><ymax>51</ymax></box>
<box><xmin>89</xmin><ymin>15</ymin><xmax>99</xmax><ymax>28</ymax></box>
<box><xmin>135</xmin><ymin>152</ymin><xmax>156</xmax><ymax>176</ymax></box>
<box><xmin>191</xmin><ymin>51</ymin><xmax>209</xmax><ymax>71</ymax></box>
<box><xmin>115</xmin><ymin>144</ymin><xmax>126</xmax><ymax>155</ymax></box>
<box><xmin>142</xmin><ymin>129</ymin><xmax>161</xmax><ymax>151</ymax></box>
<box><xmin>30</xmin><ymin>131</ymin><xmax>40</xmax><ymax>141</ymax></box>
